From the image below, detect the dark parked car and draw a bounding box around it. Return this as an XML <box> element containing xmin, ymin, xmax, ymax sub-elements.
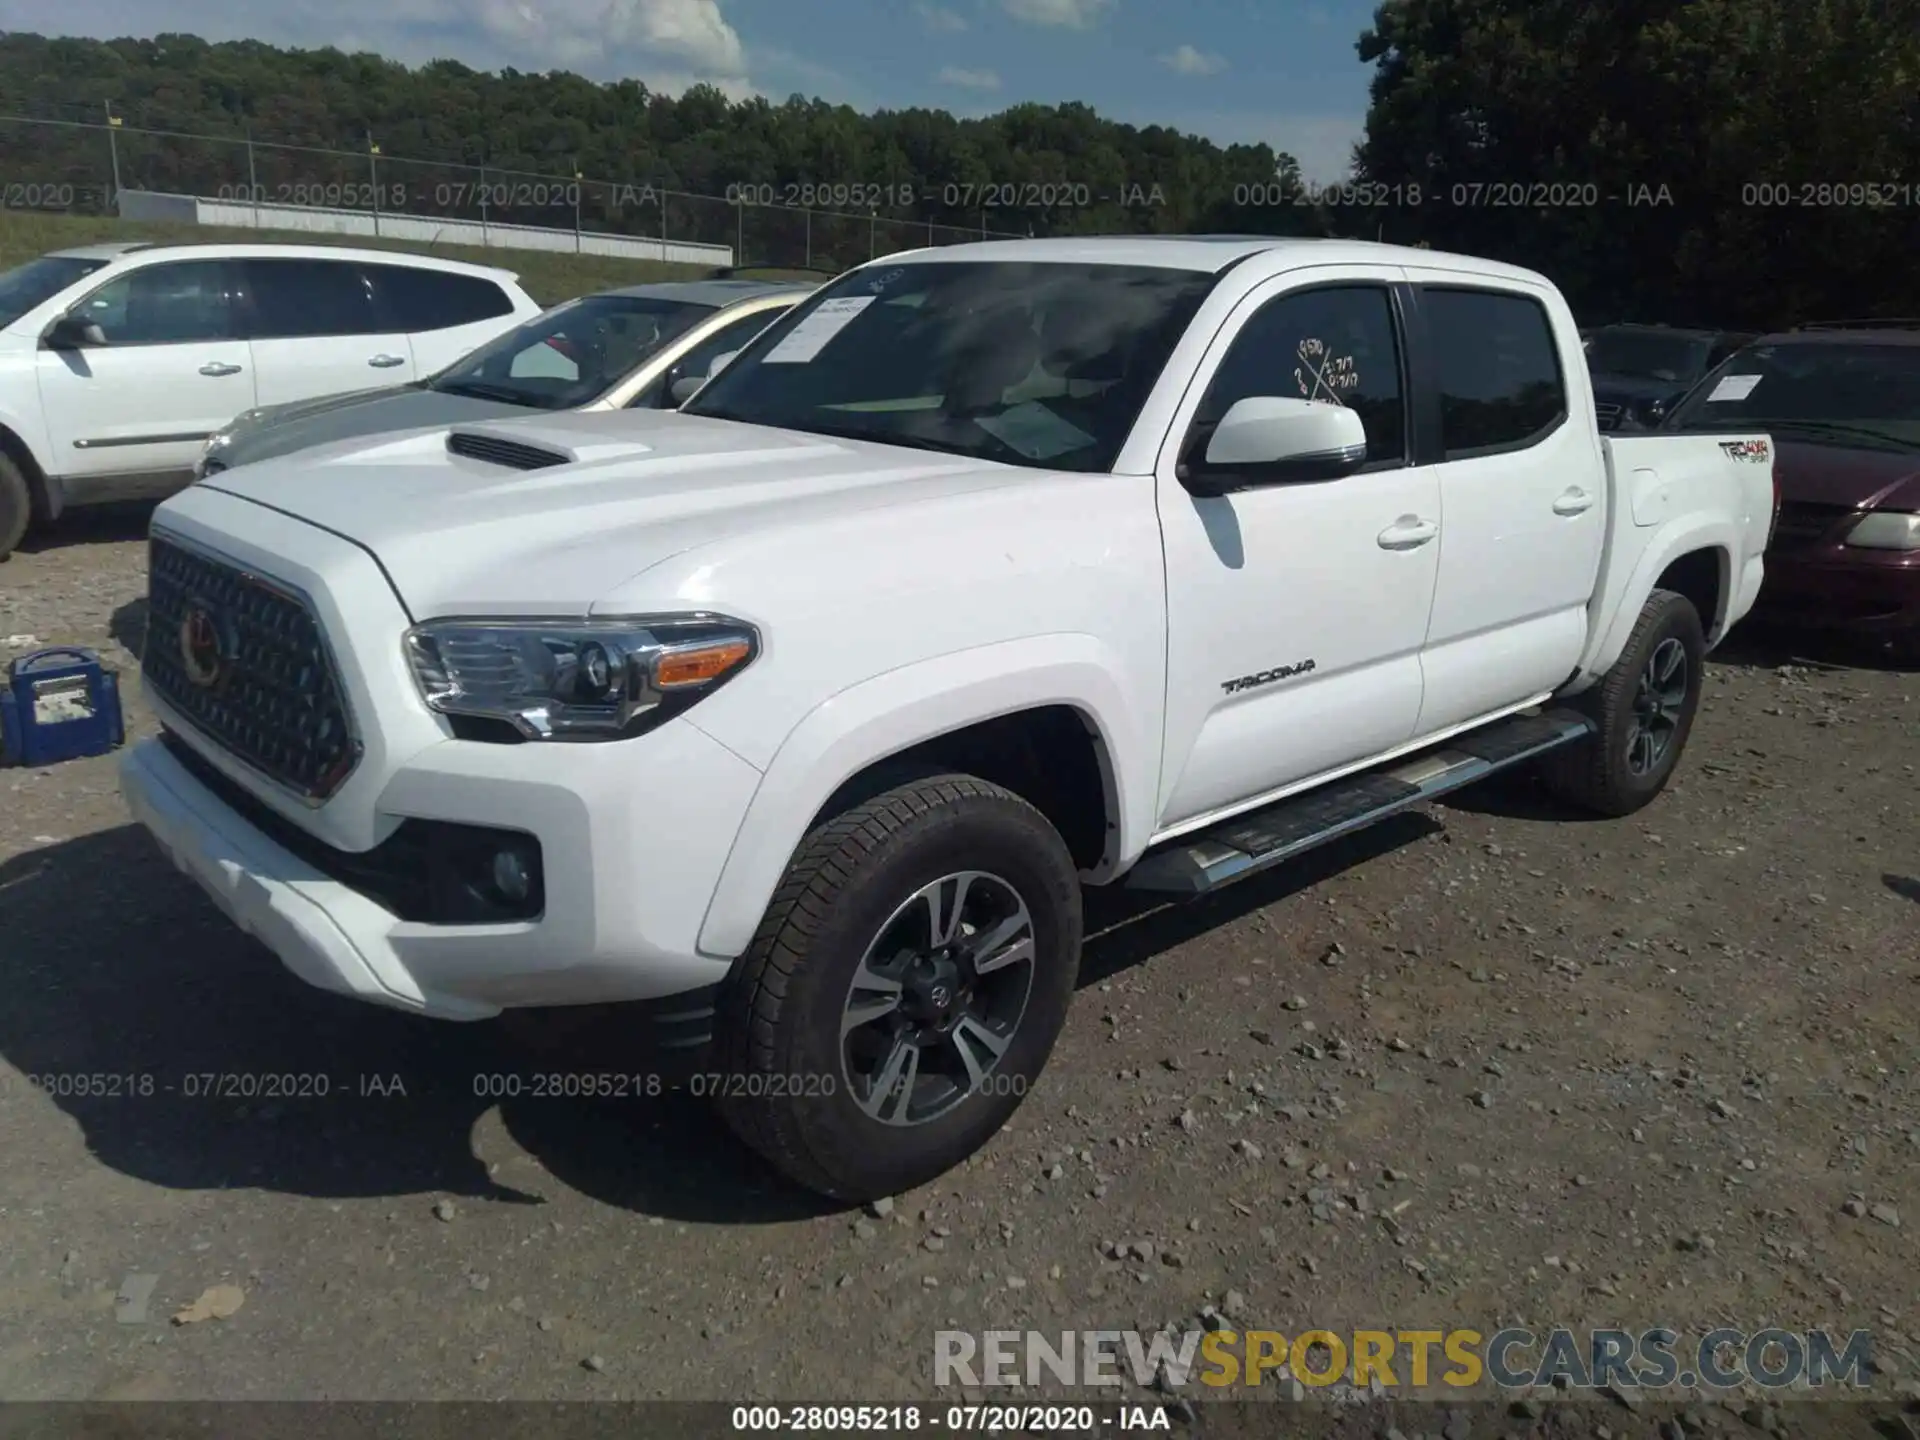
<box><xmin>1583</xmin><ymin>324</ymin><xmax>1755</xmax><ymax>430</ymax></box>
<box><xmin>1660</xmin><ymin>323</ymin><xmax>1920</xmax><ymax>657</ymax></box>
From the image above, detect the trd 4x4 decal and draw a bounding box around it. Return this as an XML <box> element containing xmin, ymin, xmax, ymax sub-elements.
<box><xmin>1717</xmin><ymin>439</ymin><xmax>1771</xmax><ymax>463</ymax></box>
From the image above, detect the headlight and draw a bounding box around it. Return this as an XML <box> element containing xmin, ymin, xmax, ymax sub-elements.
<box><xmin>403</xmin><ymin>614</ymin><xmax>758</xmax><ymax>740</ymax></box>
<box><xmin>1844</xmin><ymin>511</ymin><xmax>1920</xmax><ymax>550</ymax></box>
<box><xmin>202</xmin><ymin>430</ymin><xmax>233</xmax><ymax>455</ymax></box>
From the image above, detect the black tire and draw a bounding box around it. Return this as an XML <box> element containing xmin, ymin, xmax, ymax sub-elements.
<box><xmin>1541</xmin><ymin>588</ymin><xmax>1705</xmax><ymax>817</ymax></box>
<box><xmin>0</xmin><ymin>453</ymin><xmax>30</xmax><ymax>562</ymax></box>
<box><xmin>714</xmin><ymin>774</ymin><xmax>1082</xmax><ymax>1202</ymax></box>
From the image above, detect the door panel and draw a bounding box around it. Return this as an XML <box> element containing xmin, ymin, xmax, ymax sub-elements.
<box><xmin>35</xmin><ymin>259</ymin><xmax>254</xmax><ymax>495</ymax></box>
<box><xmin>242</xmin><ymin>258</ymin><xmax>415</xmax><ymax>406</ymax></box>
<box><xmin>1403</xmin><ymin>276</ymin><xmax>1606</xmax><ymax>735</ymax></box>
<box><xmin>365</xmin><ymin>264</ymin><xmax>523</xmax><ymax>375</ymax></box>
<box><xmin>1155</xmin><ymin>269</ymin><xmax>1440</xmax><ymax>830</ymax></box>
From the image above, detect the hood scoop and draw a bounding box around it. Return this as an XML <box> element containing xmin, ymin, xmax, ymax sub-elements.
<box><xmin>444</xmin><ymin>422</ymin><xmax>663</xmax><ymax>472</ymax></box>
<box><xmin>446</xmin><ymin>429</ymin><xmax>571</xmax><ymax>471</ymax></box>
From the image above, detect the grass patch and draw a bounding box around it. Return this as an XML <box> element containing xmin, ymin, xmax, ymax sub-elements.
<box><xmin>0</xmin><ymin>211</ymin><xmax>826</xmax><ymax>305</ymax></box>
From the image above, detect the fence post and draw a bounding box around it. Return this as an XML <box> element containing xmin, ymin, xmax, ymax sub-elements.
<box><xmin>246</xmin><ymin>125</ymin><xmax>259</xmax><ymax>228</ymax></box>
<box><xmin>479</xmin><ymin>162</ymin><xmax>489</xmax><ymax>246</ymax></box>
<box><xmin>368</xmin><ymin>134</ymin><xmax>381</xmax><ymax>237</ymax></box>
<box><xmin>575</xmin><ymin>163</ymin><xmax>583</xmax><ymax>253</ymax></box>
<box><xmin>869</xmin><ymin>208</ymin><xmax>876</xmax><ymax>260</ymax></box>
<box><xmin>104</xmin><ymin>103</ymin><xmax>122</xmax><ymax>212</ymax></box>
<box><xmin>805</xmin><ymin>209</ymin><xmax>811</xmax><ymax>268</ymax></box>
<box><xmin>736</xmin><ymin>195</ymin><xmax>743</xmax><ymax>268</ymax></box>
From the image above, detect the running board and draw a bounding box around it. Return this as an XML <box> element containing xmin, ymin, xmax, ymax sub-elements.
<box><xmin>1126</xmin><ymin>709</ymin><xmax>1596</xmax><ymax>895</ymax></box>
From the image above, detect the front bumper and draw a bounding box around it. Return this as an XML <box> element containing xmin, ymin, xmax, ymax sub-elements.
<box><xmin>119</xmin><ymin>713</ymin><xmax>763</xmax><ymax>1020</ymax></box>
<box><xmin>1756</xmin><ymin>548</ymin><xmax>1920</xmax><ymax>638</ymax></box>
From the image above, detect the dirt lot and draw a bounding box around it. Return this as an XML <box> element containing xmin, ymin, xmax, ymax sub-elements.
<box><xmin>1</xmin><ymin>508</ymin><xmax>1916</xmax><ymax>1418</ymax></box>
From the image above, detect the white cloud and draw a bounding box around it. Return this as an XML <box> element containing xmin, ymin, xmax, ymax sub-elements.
<box><xmin>476</xmin><ymin>0</ymin><xmax>745</xmax><ymax>81</ymax></box>
<box><xmin>915</xmin><ymin>2</ymin><xmax>968</xmax><ymax>31</ymax></box>
<box><xmin>1000</xmin><ymin>0</ymin><xmax>1114</xmax><ymax>29</ymax></box>
<box><xmin>1159</xmin><ymin>44</ymin><xmax>1225</xmax><ymax>76</ymax></box>
<box><xmin>8</xmin><ymin>0</ymin><xmax>754</xmax><ymax>92</ymax></box>
<box><xmin>937</xmin><ymin>65</ymin><xmax>1001</xmax><ymax>89</ymax></box>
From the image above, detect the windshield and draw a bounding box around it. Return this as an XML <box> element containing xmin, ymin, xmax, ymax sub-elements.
<box><xmin>1666</xmin><ymin>341</ymin><xmax>1920</xmax><ymax>449</ymax></box>
<box><xmin>0</xmin><ymin>255</ymin><xmax>108</xmax><ymax>330</ymax></box>
<box><xmin>1584</xmin><ymin>330</ymin><xmax>1713</xmax><ymax>383</ymax></box>
<box><xmin>681</xmin><ymin>260</ymin><xmax>1219</xmax><ymax>471</ymax></box>
<box><xmin>429</xmin><ymin>294</ymin><xmax>714</xmax><ymax>409</ymax></box>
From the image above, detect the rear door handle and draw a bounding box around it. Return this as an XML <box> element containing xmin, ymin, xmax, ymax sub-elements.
<box><xmin>1553</xmin><ymin>487</ymin><xmax>1595</xmax><ymax>516</ymax></box>
<box><xmin>1377</xmin><ymin>516</ymin><xmax>1439</xmax><ymax>550</ymax></box>
<box><xmin>198</xmin><ymin>361</ymin><xmax>243</xmax><ymax>377</ymax></box>
<box><xmin>368</xmin><ymin>353</ymin><xmax>407</xmax><ymax>368</ymax></box>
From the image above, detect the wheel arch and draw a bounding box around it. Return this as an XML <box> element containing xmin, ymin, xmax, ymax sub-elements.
<box><xmin>1571</xmin><ymin>521</ymin><xmax>1736</xmax><ymax>691</ymax></box>
<box><xmin>695</xmin><ymin>636</ymin><xmax>1152</xmax><ymax>959</ymax></box>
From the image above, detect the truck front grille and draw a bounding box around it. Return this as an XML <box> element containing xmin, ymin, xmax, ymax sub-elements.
<box><xmin>143</xmin><ymin>534</ymin><xmax>360</xmax><ymax>802</ymax></box>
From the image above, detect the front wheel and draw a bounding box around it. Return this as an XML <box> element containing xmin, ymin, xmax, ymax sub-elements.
<box><xmin>713</xmin><ymin>775</ymin><xmax>1082</xmax><ymax>1201</ymax></box>
<box><xmin>1541</xmin><ymin>587</ymin><xmax>1706</xmax><ymax>817</ymax></box>
<box><xmin>0</xmin><ymin>454</ymin><xmax>31</xmax><ymax>562</ymax></box>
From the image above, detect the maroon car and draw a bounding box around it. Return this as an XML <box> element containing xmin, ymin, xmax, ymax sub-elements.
<box><xmin>1662</xmin><ymin>325</ymin><xmax>1920</xmax><ymax>657</ymax></box>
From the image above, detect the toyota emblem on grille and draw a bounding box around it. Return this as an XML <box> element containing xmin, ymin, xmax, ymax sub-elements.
<box><xmin>178</xmin><ymin>600</ymin><xmax>227</xmax><ymax>688</ymax></box>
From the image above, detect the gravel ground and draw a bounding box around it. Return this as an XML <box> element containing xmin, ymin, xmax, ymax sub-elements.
<box><xmin>1</xmin><ymin>508</ymin><xmax>1916</xmax><ymax>1416</ymax></box>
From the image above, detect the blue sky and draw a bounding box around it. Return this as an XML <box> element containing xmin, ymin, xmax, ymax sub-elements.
<box><xmin>13</xmin><ymin>0</ymin><xmax>1379</xmax><ymax>180</ymax></box>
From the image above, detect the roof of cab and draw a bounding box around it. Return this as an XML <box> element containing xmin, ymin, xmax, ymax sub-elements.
<box><xmin>45</xmin><ymin>239</ymin><xmax>520</xmax><ymax>281</ymax></box>
<box><xmin>865</xmin><ymin>233</ymin><xmax>1552</xmax><ymax>287</ymax></box>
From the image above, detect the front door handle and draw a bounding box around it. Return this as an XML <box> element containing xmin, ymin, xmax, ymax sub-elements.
<box><xmin>198</xmin><ymin>361</ymin><xmax>243</xmax><ymax>377</ymax></box>
<box><xmin>1377</xmin><ymin>516</ymin><xmax>1439</xmax><ymax>550</ymax></box>
<box><xmin>1553</xmin><ymin>487</ymin><xmax>1595</xmax><ymax>516</ymax></box>
<box><xmin>368</xmin><ymin>353</ymin><xmax>407</xmax><ymax>368</ymax></box>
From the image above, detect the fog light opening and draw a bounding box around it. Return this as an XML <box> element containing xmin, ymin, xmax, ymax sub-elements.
<box><xmin>489</xmin><ymin>845</ymin><xmax>536</xmax><ymax>906</ymax></box>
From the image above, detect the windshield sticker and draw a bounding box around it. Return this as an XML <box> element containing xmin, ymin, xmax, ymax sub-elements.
<box><xmin>763</xmin><ymin>295</ymin><xmax>877</xmax><ymax>363</ymax></box>
<box><xmin>975</xmin><ymin>401</ymin><xmax>1095</xmax><ymax>461</ymax></box>
<box><xmin>1294</xmin><ymin>337</ymin><xmax>1359</xmax><ymax>403</ymax></box>
<box><xmin>1707</xmin><ymin>373</ymin><xmax>1762</xmax><ymax>402</ymax></box>
<box><xmin>1718</xmin><ymin>439</ymin><xmax>1771</xmax><ymax>463</ymax></box>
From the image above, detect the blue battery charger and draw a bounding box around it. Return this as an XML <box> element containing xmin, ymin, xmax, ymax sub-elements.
<box><xmin>0</xmin><ymin>647</ymin><xmax>126</xmax><ymax>767</ymax></box>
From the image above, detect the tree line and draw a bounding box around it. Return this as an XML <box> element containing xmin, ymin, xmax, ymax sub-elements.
<box><xmin>2</xmin><ymin>5</ymin><xmax>1917</xmax><ymax>326</ymax></box>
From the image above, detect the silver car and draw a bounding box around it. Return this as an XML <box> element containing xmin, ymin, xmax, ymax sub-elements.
<box><xmin>196</xmin><ymin>277</ymin><xmax>816</xmax><ymax>477</ymax></box>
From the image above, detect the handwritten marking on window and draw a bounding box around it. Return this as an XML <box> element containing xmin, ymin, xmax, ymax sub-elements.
<box><xmin>1295</xmin><ymin>337</ymin><xmax>1360</xmax><ymax>403</ymax></box>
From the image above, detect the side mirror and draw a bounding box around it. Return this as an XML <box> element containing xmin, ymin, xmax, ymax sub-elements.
<box><xmin>708</xmin><ymin>349</ymin><xmax>742</xmax><ymax>378</ymax></box>
<box><xmin>1182</xmin><ymin>396</ymin><xmax>1368</xmax><ymax>496</ymax></box>
<box><xmin>669</xmin><ymin>373</ymin><xmax>705</xmax><ymax>405</ymax></box>
<box><xmin>44</xmin><ymin>315</ymin><xmax>106</xmax><ymax>349</ymax></box>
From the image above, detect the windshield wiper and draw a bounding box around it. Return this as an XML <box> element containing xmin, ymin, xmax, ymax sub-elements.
<box><xmin>433</xmin><ymin>380</ymin><xmax>538</xmax><ymax>406</ymax></box>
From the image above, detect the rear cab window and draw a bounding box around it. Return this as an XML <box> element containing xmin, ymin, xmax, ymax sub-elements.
<box><xmin>1421</xmin><ymin>288</ymin><xmax>1568</xmax><ymax>458</ymax></box>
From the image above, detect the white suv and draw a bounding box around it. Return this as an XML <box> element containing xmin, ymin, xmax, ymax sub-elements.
<box><xmin>0</xmin><ymin>240</ymin><xmax>541</xmax><ymax>557</ymax></box>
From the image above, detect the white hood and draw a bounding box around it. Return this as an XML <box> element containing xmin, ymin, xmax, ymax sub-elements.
<box><xmin>195</xmin><ymin>408</ymin><xmax>1025</xmax><ymax>617</ymax></box>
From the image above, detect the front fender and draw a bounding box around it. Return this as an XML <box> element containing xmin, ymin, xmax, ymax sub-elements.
<box><xmin>1574</xmin><ymin>517</ymin><xmax>1736</xmax><ymax>686</ymax></box>
<box><xmin>692</xmin><ymin>634</ymin><xmax>1152</xmax><ymax>959</ymax></box>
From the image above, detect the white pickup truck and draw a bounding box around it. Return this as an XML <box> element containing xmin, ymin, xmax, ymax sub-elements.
<box><xmin>119</xmin><ymin>236</ymin><xmax>1777</xmax><ymax>1201</ymax></box>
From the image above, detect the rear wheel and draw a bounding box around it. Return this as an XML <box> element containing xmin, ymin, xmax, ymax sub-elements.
<box><xmin>1542</xmin><ymin>588</ymin><xmax>1705</xmax><ymax>817</ymax></box>
<box><xmin>0</xmin><ymin>454</ymin><xmax>30</xmax><ymax>562</ymax></box>
<box><xmin>714</xmin><ymin>774</ymin><xmax>1082</xmax><ymax>1201</ymax></box>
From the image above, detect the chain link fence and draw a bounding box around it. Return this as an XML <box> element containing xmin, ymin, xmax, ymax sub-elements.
<box><xmin>0</xmin><ymin>111</ymin><xmax>1023</xmax><ymax>269</ymax></box>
